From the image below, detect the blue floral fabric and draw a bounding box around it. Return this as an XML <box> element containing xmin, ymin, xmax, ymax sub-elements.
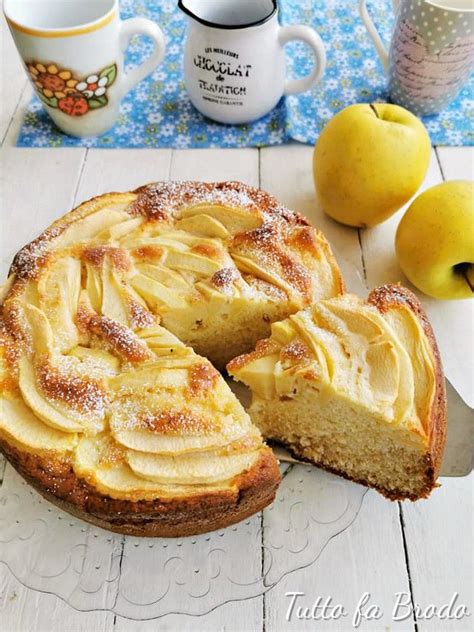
<box><xmin>16</xmin><ymin>0</ymin><xmax>474</xmax><ymax>148</ymax></box>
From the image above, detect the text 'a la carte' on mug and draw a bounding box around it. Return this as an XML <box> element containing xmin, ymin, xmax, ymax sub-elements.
<box><xmin>4</xmin><ymin>0</ymin><xmax>166</xmax><ymax>137</ymax></box>
<box><xmin>359</xmin><ymin>0</ymin><xmax>474</xmax><ymax>116</ymax></box>
<box><xmin>178</xmin><ymin>0</ymin><xmax>326</xmax><ymax>125</ymax></box>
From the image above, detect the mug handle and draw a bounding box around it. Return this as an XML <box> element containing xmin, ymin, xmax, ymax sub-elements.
<box><xmin>358</xmin><ymin>0</ymin><xmax>398</xmax><ymax>73</ymax></box>
<box><xmin>279</xmin><ymin>25</ymin><xmax>326</xmax><ymax>96</ymax></box>
<box><xmin>118</xmin><ymin>18</ymin><xmax>166</xmax><ymax>98</ymax></box>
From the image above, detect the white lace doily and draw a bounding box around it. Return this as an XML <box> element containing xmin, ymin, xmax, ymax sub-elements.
<box><xmin>0</xmin><ymin>463</ymin><xmax>366</xmax><ymax>619</ymax></box>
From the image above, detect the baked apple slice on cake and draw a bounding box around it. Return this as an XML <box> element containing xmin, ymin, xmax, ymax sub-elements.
<box><xmin>228</xmin><ymin>285</ymin><xmax>447</xmax><ymax>500</ymax></box>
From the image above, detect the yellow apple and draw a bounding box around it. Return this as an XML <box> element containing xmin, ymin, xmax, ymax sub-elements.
<box><xmin>313</xmin><ymin>103</ymin><xmax>431</xmax><ymax>227</ymax></box>
<box><xmin>396</xmin><ymin>181</ymin><xmax>474</xmax><ymax>300</ymax></box>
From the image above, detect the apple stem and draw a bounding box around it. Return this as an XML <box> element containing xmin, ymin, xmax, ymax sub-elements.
<box><xmin>462</xmin><ymin>268</ymin><xmax>474</xmax><ymax>293</ymax></box>
<box><xmin>369</xmin><ymin>104</ymin><xmax>380</xmax><ymax>119</ymax></box>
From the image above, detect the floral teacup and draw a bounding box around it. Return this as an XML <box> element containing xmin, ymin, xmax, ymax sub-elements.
<box><xmin>4</xmin><ymin>0</ymin><xmax>166</xmax><ymax>137</ymax></box>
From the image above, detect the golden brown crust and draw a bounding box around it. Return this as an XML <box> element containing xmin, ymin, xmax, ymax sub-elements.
<box><xmin>8</xmin><ymin>192</ymin><xmax>136</xmax><ymax>282</ymax></box>
<box><xmin>36</xmin><ymin>360</ymin><xmax>106</xmax><ymax>416</ymax></box>
<box><xmin>83</xmin><ymin>314</ymin><xmax>153</xmax><ymax>364</ymax></box>
<box><xmin>139</xmin><ymin>409</ymin><xmax>219</xmax><ymax>435</ymax></box>
<box><xmin>188</xmin><ymin>362</ymin><xmax>220</xmax><ymax>396</ymax></box>
<box><xmin>280</xmin><ymin>340</ymin><xmax>311</xmax><ymax>364</ymax></box>
<box><xmin>227</xmin><ymin>338</ymin><xmax>281</xmax><ymax>373</ymax></box>
<box><xmin>0</xmin><ymin>439</ymin><xmax>280</xmax><ymax>537</ymax></box>
<box><xmin>210</xmin><ymin>267</ymin><xmax>240</xmax><ymax>292</ymax></box>
<box><xmin>367</xmin><ymin>283</ymin><xmax>447</xmax><ymax>494</ymax></box>
<box><xmin>131</xmin><ymin>180</ymin><xmax>310</xmax><ymax>226</ymax></box>
<box><xmin>81</xmin><ymin>246</ymin><xmax>131</xmax><ymax>272</ymax></box>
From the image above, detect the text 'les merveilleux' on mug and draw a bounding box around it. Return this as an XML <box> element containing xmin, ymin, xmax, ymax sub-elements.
<box><xmin>179</xmin><ymin>0</ymin><xmax>327</xmax><ymax>124</ymax></box>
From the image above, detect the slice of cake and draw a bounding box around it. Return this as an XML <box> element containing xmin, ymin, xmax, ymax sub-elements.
<box><xmin>228</xmin><ymin>285</ymin><xmax>447</xmax><ymax>500</ymax></box>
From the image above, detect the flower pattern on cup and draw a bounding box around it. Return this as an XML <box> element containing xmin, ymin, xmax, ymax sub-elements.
<box><xmin>26</xmin><ymin>62</ymin><xmax>117</xmax><ymax>116</ymax></box>
<box><xmin>17</xmin><ymin>0</ymin><xmax>473</xmax><ymax>147</ymax></box>
<box><xmin>28</xmin><ymin>62</ymin><xmax>78</xmax><ymax>100</ymax></box>
<box><xmin>76</xmin><ymin>75</ymin><xmax>110</xmax><ymax>99</ymax></box>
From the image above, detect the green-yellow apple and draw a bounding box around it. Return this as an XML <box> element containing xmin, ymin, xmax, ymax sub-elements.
<box><xmin>313</xmin><ymin>103</ymin><xmax>431</xmax><ymax>227</ymax></box>
<box><xmin>396</xmin><ymin>181</ymin><xmax>474</xmax><ymax>300</ymax></box>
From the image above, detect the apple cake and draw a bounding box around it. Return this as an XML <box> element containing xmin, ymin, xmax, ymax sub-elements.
<box><xmin>0</xmin><ymin>181</ymin><xmax>344</xmax><ymax>536</ymax></box>
<box><xmin>228</xmin><ymin>285</ymin><xmax>447</xmax><ymax>500</ymax></box>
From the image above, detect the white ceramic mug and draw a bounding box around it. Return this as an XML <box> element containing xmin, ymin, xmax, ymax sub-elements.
<box><xmin>178</xmin><ymin>0</ymin><xmax>326</xmax><ymax>124</ymax></box>
<box><xmin>359</xmin><ymin>0</ymin><xmax>474</xmax><ymax>115</ymax></box>
<box><xmin>4</xmin><ymin>0</ymin><xmax>166</xmax><ymax>137</ymax></box>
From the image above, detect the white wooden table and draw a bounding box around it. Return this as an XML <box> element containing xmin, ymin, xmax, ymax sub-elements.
<box><xmin>0</xmin><ymin>15</ymin><xmax>472</xmax><ymax>632</ymax></box>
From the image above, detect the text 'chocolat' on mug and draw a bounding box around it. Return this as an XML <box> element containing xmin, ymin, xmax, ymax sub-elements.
<box><xmin>179</xmin><ymin>0</ymin><xmax>326</xmax><ymax>124</ymax></box>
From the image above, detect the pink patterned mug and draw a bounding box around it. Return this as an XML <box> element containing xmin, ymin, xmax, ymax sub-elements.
<box><xmin>359</xmin><ymin>0</ymin><xmax>474</xmax><ymax>115</ymax></box>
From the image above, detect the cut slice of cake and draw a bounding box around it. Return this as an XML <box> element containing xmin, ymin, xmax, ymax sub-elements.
<box><xmin>228</xmin><ymin>285</ymin><xmax>447</xmax><ymax>500</ymax></box>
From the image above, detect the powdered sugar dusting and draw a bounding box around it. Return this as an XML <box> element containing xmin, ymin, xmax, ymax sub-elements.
<box><xmin>210</xmin><ymin>267</ymin><xmax>240</xmax><ymax>294</ymax></box>
<box><xmin>128</xmin><ymin>300</ymin><xmax>156</xmax><ymax>330</ymax></box>
<box><xmin>232</xmin><ymin>224</ymin><xmax>313</xmax><ymax>300</ymax></box>
<box><xmin>37</xmin><ymin>360</ymin><xmax>106</xmax><ymax>418</ymax></box>
<box><xmin>10</xmin><ymin>226</ymin><xmax>64</xmax><ymax>280</ymax></box>
<box><xmin>90</xmin><ymin>315</ymin><xmax>152</xmax><ymax>364</ymax></box>
<box><xmin>139</xmin><ymin>409</ymin><xmax>220</xmax><ymax>435</ymax></box>
<box><xmin>129</xmin><ymin>181</ymin><xmax>306</xmax><ymax>226</ymax></box>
